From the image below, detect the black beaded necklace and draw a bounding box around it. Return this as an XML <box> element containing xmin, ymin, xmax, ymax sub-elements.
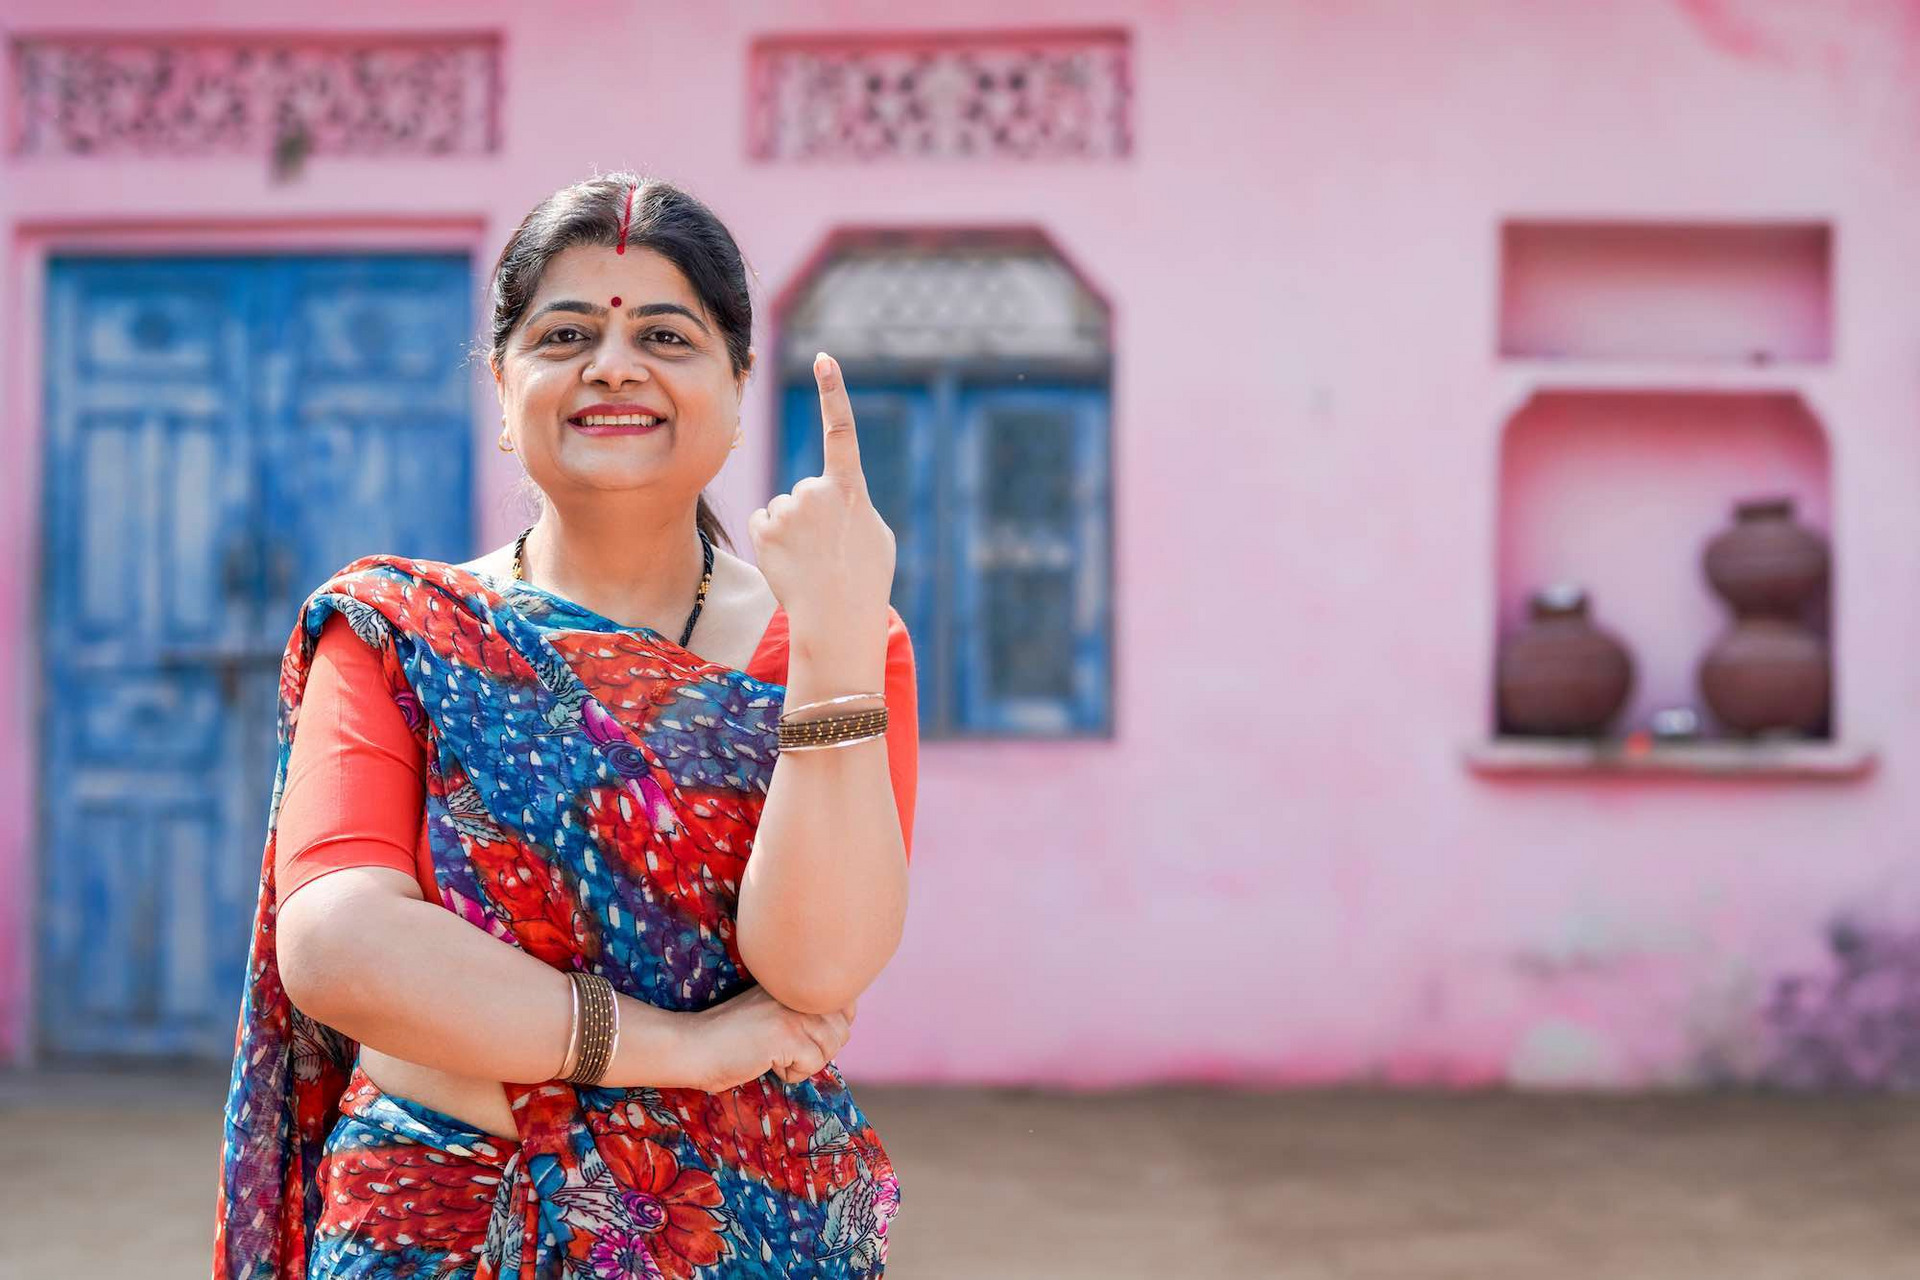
<box><xmin>511</xmin><ymin>524</ymin><xmax>715</xmax><ymax>649</ymax></box>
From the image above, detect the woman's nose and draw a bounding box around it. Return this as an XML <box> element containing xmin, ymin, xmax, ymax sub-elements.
<box><xmin>586</xmin><ymin>344</ymin><xmax>650</xmax><ymax>386</ymax></box>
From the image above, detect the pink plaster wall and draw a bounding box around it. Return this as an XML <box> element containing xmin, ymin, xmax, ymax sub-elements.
<box><xmin>7</xmin><ymin>0</ymin><xmax>1920</xmax><ymax>1087</ymax></box>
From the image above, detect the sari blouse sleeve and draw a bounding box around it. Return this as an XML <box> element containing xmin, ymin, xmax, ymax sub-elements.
<box><xmin>877</xmin><ymin>607</ymin><xmax>920</xmax><ymax>863</ymax></box>
<box><xmin>275</xmin><ymin>614</ymin><xmax>433</xmax><ymax>902</ymax></box>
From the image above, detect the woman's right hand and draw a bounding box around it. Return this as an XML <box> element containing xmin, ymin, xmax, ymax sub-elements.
<box><xmin>682</xmin><ymin>985</ymin><xmax>856</xmax><ymax>1092</ymax></box>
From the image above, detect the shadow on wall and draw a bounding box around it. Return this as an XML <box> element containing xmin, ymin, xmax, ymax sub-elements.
<box><xmin>1756</xmin><ymin>918</ymin><xmax>1920</xmax><ymax>1090</ymax></box>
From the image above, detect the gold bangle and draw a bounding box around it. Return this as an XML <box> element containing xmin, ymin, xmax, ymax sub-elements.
<box><xmin>609</xmin><ymin>987</ymin><xmax>622</xmax><ymax>1075</ymax></box>
<box><xmin>779</xmin><ymin>691</ymin><xmax>885</xmax><ymax>721</ymax></box>
<box><xmin>555</xmin><ymin>972</ymin><xmax>582</xmax><ymax>1080</ymax></box>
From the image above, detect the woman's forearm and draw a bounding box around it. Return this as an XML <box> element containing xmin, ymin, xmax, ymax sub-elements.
<box><xmin>737</xmin><ymin>626</ymin><xmax>910</xmax><ymax>1015</ymax></box>
<box><xmin>276</xmin><ymin>866</ymin><xmax>696</xmax><ymax>1089</ymax></box>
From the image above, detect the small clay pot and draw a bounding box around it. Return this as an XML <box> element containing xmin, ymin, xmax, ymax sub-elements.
<box><xmin>1699</xmin><ymin>618</ymin><xmax>1830</xmax><ymax>734</ymax></box>
<box><xmin>1703</xmin><ymin>497</ymin><xmax>1829</xmax><ymax>619</ymax></box>
<box><xmin>1497</xmin><ymin>585</ymin><xmax>1635</xmax><ymax>737</ymax></box>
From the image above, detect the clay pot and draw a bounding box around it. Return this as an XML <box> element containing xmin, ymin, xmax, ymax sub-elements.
<box><xmin>1699</xmin><ymin>619</ymin><xmax>1830</xmax><ymax>734</ymax></box>
<box><xmin>1696</xmin><ymin>496</ymin><xmax>1832</xmax><ymax>736</ymax></box>
<box><xmin>1497</xmin><ymin>585</ymin><xmax>1635</xmax><ymax>737</ymax></box>
<box><xmin>1703</xmin><ymin>497</ymin><xmax>1829</xmax><ymax>618</ymax></box>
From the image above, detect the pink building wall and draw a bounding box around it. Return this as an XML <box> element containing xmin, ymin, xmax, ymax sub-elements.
<box><xmin>5</xmin><ymin>0</ymin><xmax>1920</xmax><ymax>1087</ymax></box>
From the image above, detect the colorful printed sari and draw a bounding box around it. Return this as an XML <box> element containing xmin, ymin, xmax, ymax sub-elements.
<box><xmin>215</xmin><ymin>556</ymin><xmax>899</xmax><ymax>1279</ymax></box>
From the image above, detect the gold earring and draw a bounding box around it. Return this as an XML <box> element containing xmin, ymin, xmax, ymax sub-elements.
<box><xmin>498</xmin><ymin>425</ymin><xmax>515</xmax><ymax>453</ymax></box>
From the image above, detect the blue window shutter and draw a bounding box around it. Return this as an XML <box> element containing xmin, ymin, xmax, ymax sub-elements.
<box><xmin>780</xmin><ymin>382</ymin><xmax>941</xmax><ymax>727</ymax></box>
<box><xmin>952</xmin><ymin>386</ymin><xmax>1111</xmax><ymax>735</ymax></box>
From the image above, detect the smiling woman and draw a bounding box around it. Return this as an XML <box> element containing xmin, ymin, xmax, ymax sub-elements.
<box><xmin>214</xmin><ymin>174</ymin><xmax>917</xmax><ymax>1280</ymax></box>
<box><xmin>497</xmin><ymin>244</ymin><xmax>741</xmax><ymax>544</ymax></box>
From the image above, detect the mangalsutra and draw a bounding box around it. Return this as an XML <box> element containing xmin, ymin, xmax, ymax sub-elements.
<box><xmin>512</xmin><ymin>525</ymin><xmax>714</xmax><ymax>649</ymax></box>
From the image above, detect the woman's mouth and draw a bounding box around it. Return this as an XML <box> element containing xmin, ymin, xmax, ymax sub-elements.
<box><xmin>568</xmin><ymin>412</ymin><xmax>666</xmax><ymax>436</ymax></box>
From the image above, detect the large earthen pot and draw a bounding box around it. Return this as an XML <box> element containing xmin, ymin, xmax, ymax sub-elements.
<box><xmin>1703</xmin><ymin>497</ymin><xmax>1829</xmax><ymax>618</ymax></box>
<box><xmin>1497</xmin><ymin>585</ymin><xmax>1635</xmax><ymax>737</ymax></box>
<box><xmin>1697</xmin><ymin>496</ymin><xmax>1832</xmax><ymax>735</ymax></box>
<box><xmin>1699</xmin><ymin>619</ymin><xmax>1830</xmax><ymax>734</ymax></box>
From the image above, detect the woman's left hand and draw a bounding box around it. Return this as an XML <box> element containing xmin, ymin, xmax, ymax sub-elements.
<box><xmin>748</xmin><ymin>352</ymin><xmax>896</xmax><ymax>645</ymax></box>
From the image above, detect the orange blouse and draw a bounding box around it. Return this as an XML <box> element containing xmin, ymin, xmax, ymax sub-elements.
<box><xmin>276</xmin><ymin>606</ymin><xmax>919</xmax><ymax>902</ymax></box>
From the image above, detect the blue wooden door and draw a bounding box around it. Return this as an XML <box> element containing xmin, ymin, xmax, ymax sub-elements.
<box><xmin>38</xmin><ymin>253</ymin><xmax>473</xmax><ymax>1059</ymax></box>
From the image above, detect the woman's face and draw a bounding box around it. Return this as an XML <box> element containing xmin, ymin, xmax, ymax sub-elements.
<box><xmin>496</xmin><ymin>244</ymin><xmax>747</xmax><ymax>505</ymax></box>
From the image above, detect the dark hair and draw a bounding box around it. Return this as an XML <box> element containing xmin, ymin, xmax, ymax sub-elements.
<box><xmin>487</xmin><ymin>172</ymin><xmax>753</xmax><ymax>549</ymax></box>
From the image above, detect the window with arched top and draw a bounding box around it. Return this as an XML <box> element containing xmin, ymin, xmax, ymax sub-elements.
<box><xmin>777</xmin><ymin>231</ymin><xmax>1113</xmax><ymax>737</ymax></box>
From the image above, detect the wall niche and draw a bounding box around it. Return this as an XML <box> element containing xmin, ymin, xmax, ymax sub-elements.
<box><xmin>1471</xmin><ymin>219</ymin><xmax>1868</xmax><ymax>779</ymax></box>
<box><xmin>1499</xmin><ymin>220</ymin><xmax>1831</xmax><ymax>365</ymax></box>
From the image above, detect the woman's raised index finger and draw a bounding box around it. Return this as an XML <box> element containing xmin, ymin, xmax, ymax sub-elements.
<box><xmin>814</xmin><ymin>352</ymin><xmax>863</xmax><ymax>485</ymax></box>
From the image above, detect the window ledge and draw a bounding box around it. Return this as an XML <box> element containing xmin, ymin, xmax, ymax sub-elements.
<box><xmin>1463</xmin><ymin>737</ymin><xmax>1876</xmax><ymax>780</ymax></box>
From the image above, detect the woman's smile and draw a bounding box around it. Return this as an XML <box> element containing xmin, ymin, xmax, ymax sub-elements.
<box><xmin>568</xmin><ymin>400</ymin><xmax>670</xmax><ymax>435</ymax></box>
<box><xmin>495</xmin><ymin>243</ymin><xmax>744</xmax><ymax>500</ymax></box>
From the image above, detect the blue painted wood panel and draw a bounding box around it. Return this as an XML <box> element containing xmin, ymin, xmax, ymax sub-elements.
<box><xmin>781</xmin><ymin>382</ymin><xmax>942</xmax><ymax>725</ymax></box>
<box><xmin>39</xmin><ymin>254</ymin><xmax>473</xmax><ymax>1059</ymax></box>
<box><xmin>952</xmin><ymin>386</ymin><xmax>1112</xmax><ymax>735</ymax></box>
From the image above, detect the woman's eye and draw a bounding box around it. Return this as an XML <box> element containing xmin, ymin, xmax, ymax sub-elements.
<box><xmin>544</xmin><ymin>326</ymin><xmax>588</xmax><ymax>344</ymax></box>
<box><xmin>645</xmin><ymin>329</ymin><xmax>687</xmax><ymax>347</ymax></box>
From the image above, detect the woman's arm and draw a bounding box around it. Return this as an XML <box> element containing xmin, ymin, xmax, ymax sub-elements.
<box><xmin>279</xmin><ymin>870</ymin><xmax>858</xmax><ymax>1090</ymax></box>
<box><xmin>278</xmin><ymin>867</ymin><xmax>696</xmax><ymax>1087</ymax></box>
<box><xmin>738</xmin><ymin>353</ymin><xmax>917</xmax><ymax>1017</ymax></box>
<box><xmin>736</xmin><ymin>614</ymin><xmax>914</xmax><ymax>1016</ymax></box>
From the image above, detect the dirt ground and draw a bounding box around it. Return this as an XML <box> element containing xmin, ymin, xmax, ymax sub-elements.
<box><xmin>3</xmin><ymin>1070</ymin><xmax>1918</xmax><ymax>1279</ymax></box>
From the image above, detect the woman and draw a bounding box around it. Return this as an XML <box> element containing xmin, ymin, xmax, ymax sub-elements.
<box><xmin>215</xmin><ymin>173</ymin><xmax>917</xmax><ymax>1279</ymax></box>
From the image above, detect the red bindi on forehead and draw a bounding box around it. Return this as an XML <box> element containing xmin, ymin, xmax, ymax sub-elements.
<box><xmin>610</xmin><ymin>296</ymin><xmax>622</xmax><ymax>308</ymax></box>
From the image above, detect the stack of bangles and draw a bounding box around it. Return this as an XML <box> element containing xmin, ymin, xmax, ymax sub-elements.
<box><xmin>556</xmin><ymin>970</ymin><xmax>619</xmax><ymax>1086</ymax></box>
<box><xmin>775</xmin><ymin>691</ymin><xmax>889</xmax><ymax>753</ymax></box>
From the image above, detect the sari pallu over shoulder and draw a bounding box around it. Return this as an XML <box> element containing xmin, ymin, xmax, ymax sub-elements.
<box><xmin>216</xmin><ymin>556</ymin><xmax>900</xmax><ymax>1280</ymax></box>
